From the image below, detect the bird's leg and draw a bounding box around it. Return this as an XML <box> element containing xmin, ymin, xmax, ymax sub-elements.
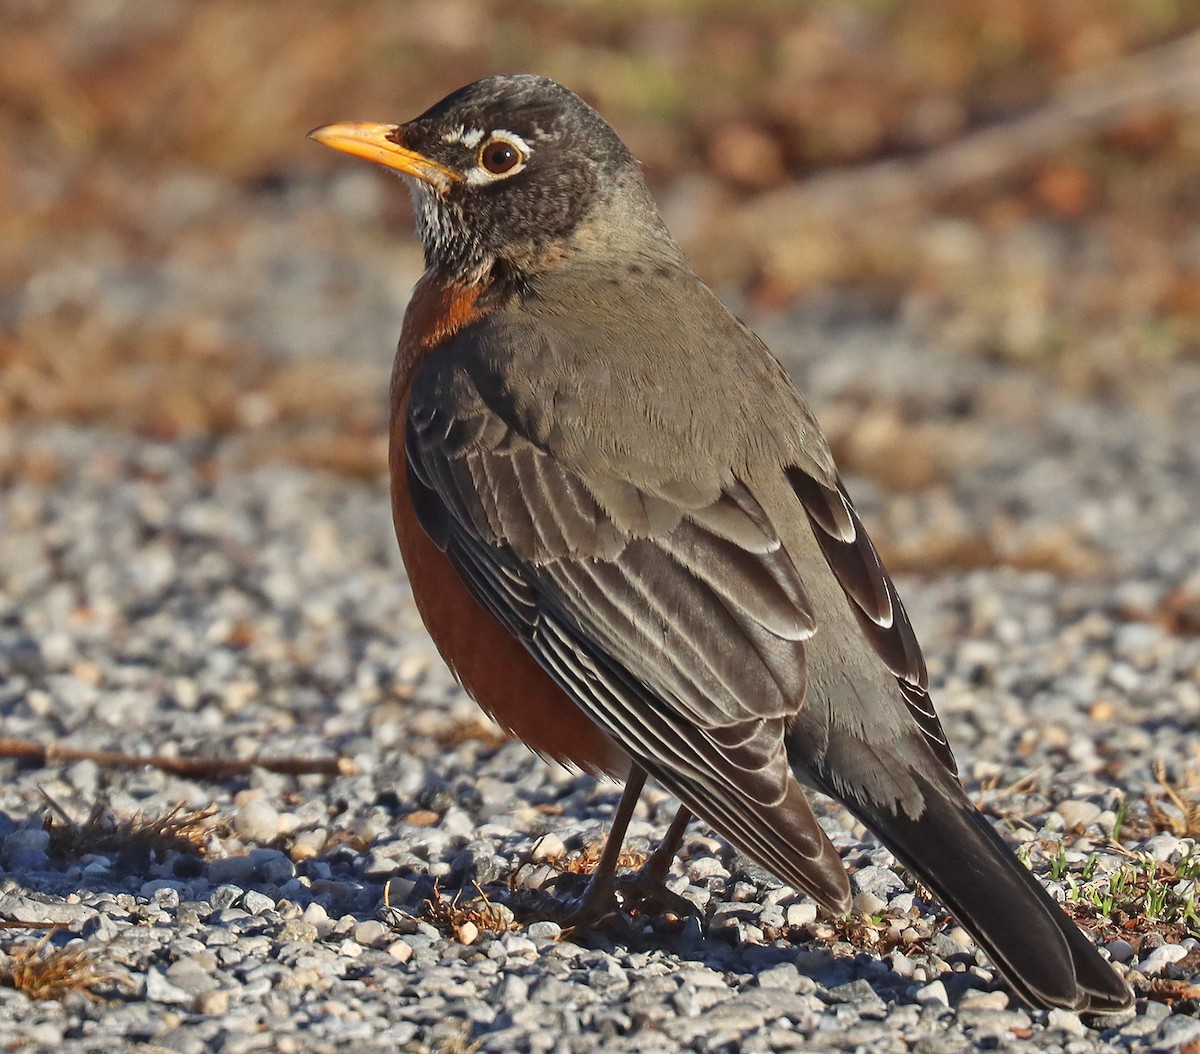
<box><xmin>557</xmin><ymin>764</ymin><xmax>646</xmax><ymax>931</ymax></box>
<box><xmin>615</xmin><ymin>804</ymin><xmax>698</xmax><ymax>917</ymax></box>
<box><xmin>641</xmin><ymin>805</ymin><xmax>693</xmax><ymax>886</ymax></box>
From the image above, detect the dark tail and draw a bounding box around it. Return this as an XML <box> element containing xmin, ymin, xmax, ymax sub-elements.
<box><xmin>841</xmin><ymin>771</ymin><xmax>1132</xmax><ymax>1014</ymax></box>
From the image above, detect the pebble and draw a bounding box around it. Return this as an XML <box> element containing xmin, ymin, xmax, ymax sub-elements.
<box><xmin>526</xmin><ymin>921</ymin><xmax>562</xmax><ymax>943</ymax></box>
<box><xmin>890</xmin><ymin>952</ymin><xmax>916</xmax><ymax>979</ymax></box>
<box><xmin>852</xmin><ymin>865</ymin><xmax>905</xmax><ymax>900</ymax></box>
<box><xmin>290</xmin><ymin>829</ymin><xmax>328</xmax><ymax>862</ymax></box>
<box><xmin>456</xmin><ymin>921</ymin><xmax>480</xmax><ymax>946</ymax></box>
<box><xmin>353</xmin><ymin>920</ymin><xmax>389</xmax><ymax>947</ymax></box>
<box><xmin>1</xmin><ymin>829</ymin><xmax>51</xmax><ymax>870</ymax></box>
<box><xmin>786</xmin><ymin>903</ymin><xmax>817</xmax><ymax>928</ymax></box>
<box><xmin>957</xmin><ymin>990</ymin><xmax>1009</xmax><ymax>1011</ymax></box>
<box><xmin>242</xmin><ymin>890</ymin><xmax>276</xmax><ymax>915</ymax></box>
<box><xmin>915</xmin><ymin>980</ymin><xmax>949</xmax><ymax>1007</ymax></box>
<box><xmin>387</xmin><ymin>939</ymin><xmax>414</xmax><ymax>963</ymax></box>
<box><xmin>1047</xmin><ymin>1009</ymin><xmax>1088</xmax><ymax>1036</ymax></box>
<box><xmin>754</xmin><ymin>963</ymin><xmax>801</xmax><ymax>988</ymax></box>
<box><xmin>145</xmin><ymin>969</ymin><xmax>195</xmax><ymax>1006</ymax></box>
<box><xmin>234</xmin><ymin>799</ymin><xmax>282</xmax><ymax>843</ymax></box>
<box><xmin>1105</xmin><ymin>939</ymin><xmax>1136</xmax><ymax>963</ymax></box>
<box><xmin>279</xmin><ymin>920</ymin><xmax>318</xmax><ymax>943</ymax></box>
<box><xmin>852</xmin><ymin>890</ymin><xmax>888</xmax><ymax>915</ymax></box>
<box><xmin>1140</xmin><ymin>943</ymin><xmax>1188</xmax><ymax>974</ymax></box>
<box><xmin>530</xmin><ymin>834</ymin><xmax>565</xmax><ymax>862</ymax></box>
<box><xmin>1056</xmin><ymin>800</ymin><xmax>1102</xmax><ymax>829</ymax></box>
<box><xmin>165</xmin><ymin>956</ymin><xmax>219</xmax><ymax>997</ymax></box>
<box><xmin>1142</xmin><ymin>834</ymin><xmax>1184</xmax><ymax>862</ymax></box>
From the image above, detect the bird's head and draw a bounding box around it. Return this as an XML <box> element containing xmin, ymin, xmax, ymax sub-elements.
<box><xmin>311</xmin><ymin>74</ymin><xmax>670</xmax><ymax>286</ymax></box>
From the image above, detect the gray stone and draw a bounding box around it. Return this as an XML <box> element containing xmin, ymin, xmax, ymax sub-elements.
<box><xmin>526</xmin><ymin>921</ymin><xmax>561</xmax><ymax>942</ymax></box>
<box><xmin>145</xmin><ymin>968</ymin><xmax>194</xmax><ymax>1005</ymax></box>
<box><xmin>234</xmin><ymin>799</ymin><xmax>282</xmax><ymax>843</ymax></box>
<box><xmin>915</xmin><ymin>980</ymin><xmax>948</xmax><ymax>1007</ymax></box>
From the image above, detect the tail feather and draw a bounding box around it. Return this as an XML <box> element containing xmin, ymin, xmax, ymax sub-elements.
<box><xmin>841</xmin><ymin>771</ymin><xmax>1132</xmax><ymax>1013</ymax></box>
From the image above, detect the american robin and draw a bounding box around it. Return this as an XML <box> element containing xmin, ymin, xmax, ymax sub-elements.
<box><xmin>310</xmin><ymin>74</ymin><xmax>1131</xmax><ymax>1014</ymax></box>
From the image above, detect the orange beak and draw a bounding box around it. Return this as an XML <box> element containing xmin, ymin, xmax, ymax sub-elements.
<box><xmin>308</xmin><ymin>122</ymin><xmax>461</xmax><ymax>191</ymax></box>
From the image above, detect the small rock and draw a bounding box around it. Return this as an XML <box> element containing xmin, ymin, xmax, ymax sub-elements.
<box><xmin>730</xmin><ymin>881</ymin><xmax>758</xmax><ymax>903</ymax></box>
<box><xmin>1141</xmin><ymin>942</ymin><xmax>1188</xmax><ymax>974</ymax></box>
<box><xmin>1142</xmin><ymin>834</ymin><xmax>1183</xmax><ymax>862</ymax></box>
<box><xmin>687</xmin><ymin>857</ymin><xmax>730</xmax><ymax>883</ymax></box>
<box><xmin>531</xmin><ymin>834</ymin><xmax>564</xmax><ymax>862</ymax></box>
<box><xmin>786</xmin><ymin>903</ymin><xmax>817</xmax><ymax>928</ymax></box>
<box><xmin>196</xmin><ymin>990</ymin><xmax>229</xmax><ymax>1016</ymax></box>
<box><xmin>526</xmin><ymin>920</ymin><xmax>561</xmax><ymax>942</ymax></box>
<box><xmin>0</xmin><ymin>894</ymin><xmax>96</xmax><ymax>926</ymax></box>
<box><xmin>1056</xmin><ymin>800</ymin><xmax>1101</xmax><ymax>830</ymax></box>
<box><xmin>853</xmin><ymin>890</ymin><xmax>887</xmax><ymax>915</ymax></box>
<box><xmin>278</xmin><ymin>920</ymin><xmax>318</xmax><ymax>943</ymax></box>
<box><xmin>386</xmin><ymin>939</ymin><xmax>414</xmax><ymax>963</ymax></box>
<box><xmin>354</xmin><ymin>920</ymin><xmax>388</xmax><ymax>947</ymax></box>
<box><xmin>145</xmin><ymin>969</ymin><xmax>193</xmax><ymax>1005</ymax></box>
<box><xmin>164</xmin><ymin>957</ymin><xmax>218</xmax><ymax>997</ymax></box>
<box><xmin>456</xmin><ymin>921</ymin><xmax>480</xmax><ymax>946</ymax></box>
<box><xmin>362</xmin><ymin>851</ymin><xmax>404</xmax><ymax>880</ymax></box>
<box><xmin>1047</xmin><ymin>1008</ymin><xmax>1087</xmax><ymax>1036</ymax></box>
<box><xmin>499</xmin><ymin>974</ymin><xmax>529</xmax><ymax>1003</ymax></box>
<box><xmin>827</xmin><ymin>979</ymin><xmax>885</xmax><ymax>1011</ymax></box>
<box><xmin>381</xmin><ymin>877</ymin><xmax>417</xmax><ymax>907</ymax></box>
<box><xmin>1105</xmin><ymin>938</ymin><xmax>1135</xmax><ymax>963</ymax></box>
<box><xmin>852</xmin><ymin>865</ymin><xmax>905</xmax><ymax>900</ymax></box>
<box><xmin>209</xmin><ymin>885</ymin><xmax>244</xmax><ymax>911</ymax></box>
<box><xmin>440</xmin><ymin>807</ymin><xmax>474</xmax><ymax>838</ymax></box>
<box><xmin>242</xmin><ymin>891</ymin><xmax>275</xmax><ymax>915</ymax></box>
<box><xmin>290</xmin><ymin>829</ymin><xmax>327</xmax><ymax>862</ymax></box>
<box><xmin>141</xmin><ymin>881</ymin><xmax>182</xmax><ymax>904</ymax></box>
<box><xmin>234</xmin><ymin>799</ymin><xmax>281</xmax><ymax>843</ymax></box>
<box><xmin>246</xmin><ymin>848</ymin><xmax>295</xmax><ymax>885</ymax></box>
<box><xmin>754</xmin><ymin>963</ymin><xmax>800</xmax><ymax>988</ymax></box>
<box><xmin>302</xmin><ymin>902</ymin><xmax>329</xmax><ymax>928</ymax></box>
<box><xmin>945</xmin><ymin>926</ymin><xmax>974</xmax><ymax>949</ymax></box>
<box><xmin>930</xmin><ymin>932</ymin><xmax>971</xmax><ymax>960</ymax></box>
<box><xmin>1</xmin><ymin>829</ymin><xmax>50</xmax><ymax>870</ymax></box>
<box><xmin>759</xmin><ymin>905</ymin><xmax>785</xmax><ymax>930</ymax></box>
<box><xmin>502</xmin><ymin>934</ymin><xmax>538</xmax><ymax>957</ymax></box>
<box><xmin>957</xmin><ymin>990</ymin><xmax>1009</xmax><ymax>1011</ymax></box>
<box><xmin>915</xmin><ymin>980</ymin><xmax>948</xmax><ymax>1006</ymax></box>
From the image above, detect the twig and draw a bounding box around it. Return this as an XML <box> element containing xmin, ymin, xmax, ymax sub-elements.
<box><xmin>0</xmin><ymin>738</ymin><xmax>355</xmax><ymax>778</ymax></box>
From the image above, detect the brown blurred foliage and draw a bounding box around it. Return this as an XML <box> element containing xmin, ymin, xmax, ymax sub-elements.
<box><xmin>2</xmin><ymin>0</ymin><xmax>1199</xmax><ymax>452</ymax></box>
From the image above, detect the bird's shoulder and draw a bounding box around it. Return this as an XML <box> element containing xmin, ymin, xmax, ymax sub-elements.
<box><xmin>410</xmin><ymin>261</ymin><xmax>838</xmax><ymax>493</ymax></box>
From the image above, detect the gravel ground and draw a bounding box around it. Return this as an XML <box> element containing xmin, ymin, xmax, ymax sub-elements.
<box><xmin>4</xmin><ymin>192</ymin><xmax>1200</xmax><ymax>1051</ymax></box>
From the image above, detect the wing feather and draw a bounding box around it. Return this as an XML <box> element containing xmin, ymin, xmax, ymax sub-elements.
<box><xmin>785</xmin><ymin>467</ymin><xmax>956</xmax><ymax>774</ymax></box>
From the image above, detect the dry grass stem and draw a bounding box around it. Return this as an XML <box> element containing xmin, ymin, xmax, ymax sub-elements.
<box><xmin>544</xmin><ymin>839</ymin><xmax>648</xmax><ymax>877</ymax></box>
<box><xmin>417</xmin><ymin>883</ymin><xmax>519</xmax><ymax>944</ymax></box>
<box><xmin>42</xmin><ymin>795</ymin><xmax>217</xmax><ymax>866</ymax></box>
<box><xmin>0</xmin><ymin>934</ymin><xmax>115</xmax><ymax>1002</ymax></box>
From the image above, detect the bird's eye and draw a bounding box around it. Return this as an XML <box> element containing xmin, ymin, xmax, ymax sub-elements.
<box><xmin>478</xmin><ymin>138</ymin><xmax>524</xmax><ymax>176</ymax></box>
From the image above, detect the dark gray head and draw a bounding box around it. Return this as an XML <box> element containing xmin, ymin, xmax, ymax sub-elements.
<box><xmin>311</xmin><ymin>75</ymin><xmax>675</xmax><ymax>284</ymax></box>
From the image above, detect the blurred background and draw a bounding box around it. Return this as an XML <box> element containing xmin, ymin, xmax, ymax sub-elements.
<box><xmin>2</xmin><ymin>0</ymin><xmax>1199</xmax><ymax>585</ymax></box>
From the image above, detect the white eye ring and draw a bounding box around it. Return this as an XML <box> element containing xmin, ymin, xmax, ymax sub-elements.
<box><xmin>467</xmin><ymin>130</ymin><xmax>531</xmax><ymax>185</ymax></box>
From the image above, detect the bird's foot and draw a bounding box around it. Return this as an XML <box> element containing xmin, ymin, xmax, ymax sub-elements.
<box><xmin>543</xmin><ymin>873</ymin><xmax>625</xmax><ymax>935</ymax></box>
<box><xmin>613</xmin><ymin>867</ymin><xmax>698</xmax><ymax>920</ymax></box>
<box><xmin>533</xmin><ymin>865</ymin><xmax>695</xmax><ymax>937</ymax></box>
